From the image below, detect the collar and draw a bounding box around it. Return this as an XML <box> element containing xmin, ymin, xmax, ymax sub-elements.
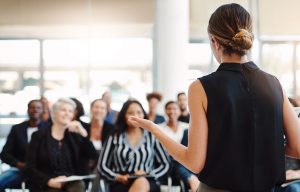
<box><xmin>217</xmin><ymin>61</ymin><xmax>259</xmax><ymax>72</ymax></box>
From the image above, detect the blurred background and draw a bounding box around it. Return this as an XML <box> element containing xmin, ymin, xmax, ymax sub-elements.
<box><xmin>0</xmin><ymin>0</ymin><xmax>299</xmax><ymax>132</ymax></box>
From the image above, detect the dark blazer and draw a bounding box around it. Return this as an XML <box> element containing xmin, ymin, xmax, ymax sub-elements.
<box><xmin>81</xmin><ymin>121</ymin><xmax>116</xmax><ymax>173</ymax></box>
<box><xmin>154</xmin><ymin>114</ymin><xmax>165</xmax><ymax>124</ymax></box>
<box><xmin>26</xmin><ymin>125</ymin><xmax>98</xmax><ymax>191</ymax></box>
<box><xmin>0</xmin><ymin>120</ymin><xmax>47</xmax><ymax>167</ymax></box>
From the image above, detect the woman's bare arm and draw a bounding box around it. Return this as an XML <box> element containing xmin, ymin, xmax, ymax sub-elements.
<box><xmin>283</xmin><ymin>92</ymin><xmax>300</xmax><ymax>158</ymax></box>
<box><xmin>129</xmin><ymin>80</ymin><xmax>208</xmax><ymax>173</ymax></box>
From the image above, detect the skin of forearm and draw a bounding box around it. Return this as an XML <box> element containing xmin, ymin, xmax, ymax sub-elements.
<box><xmin>151</xmin><ymin>124</ymin><xmax>196</xmax><ymax>171</ymax></box>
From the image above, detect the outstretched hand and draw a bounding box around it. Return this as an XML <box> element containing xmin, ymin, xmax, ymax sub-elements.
<box><xmin>128</xmin><ymin>116</ymin><xmax>157</xmax><ymax>132</ymax></box>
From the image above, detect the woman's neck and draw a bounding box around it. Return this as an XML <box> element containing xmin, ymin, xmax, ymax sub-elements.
<box><xmin>91</xmin><ymin>119</ymin><xmax>104</xmax><ymax>128</ymax></box>
<box><xmin>51</xmin><ymin>123</ymin><xmax>66</xmax><ymax>140</ymax></box>
<box><xmin>220</xmin><ymin>54</ymin><xmax>248</xmax><ymax>64</ymax></box>
<box><xmin>127</xmin><ymin>126</ymin><xmax>143</xmax><ymax>135</ymax></box>
<box><xmin>28</xmin><ymin>119</ymin><xmax>40</xmax><ymax>127</ymax></box>
<box><xmin>148</xmin><ymin>111</ymin><xmax>156</xmax><ymax>121</ymax></box>
<box><xmin>167</xmin><ymin>120</ymin><xmax>178</xmax><ymax>132</ymax></box>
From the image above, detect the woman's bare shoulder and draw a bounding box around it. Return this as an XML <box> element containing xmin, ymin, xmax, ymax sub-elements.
<box><xmin>188</xmin><ymin>80</ymin><xmax>207</xmax><ymax>111</ymax></box>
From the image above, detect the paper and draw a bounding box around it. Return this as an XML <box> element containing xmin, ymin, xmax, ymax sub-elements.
<box><xmin>281</xmin><ymin>179</ymin><xmax>300</xmax><ymax>188</ymax></box>
<box><xmin>56</xmin><ymin>174</ymin><xmax>96</xmax><ymax>182</ymax></box>
<box><xmin>127</xmin><ymin>174</ymin><xmax>155</xmax><ymax>179</ymax></box>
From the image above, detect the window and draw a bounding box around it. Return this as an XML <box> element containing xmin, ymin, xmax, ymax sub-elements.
<box><xmin>262</xmin><ymin>43</ymin><xmax>294</xmax><ymax>95</ymax></box>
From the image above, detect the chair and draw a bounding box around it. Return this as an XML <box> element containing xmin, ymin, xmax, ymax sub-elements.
<box><xmin>7</xmin><ymin>182</ymin><xmax>27</xmax><ymax>192</ymax></box>
<box><xmin>160</xmin><ymin>173</ymin><xmax>187</xmax><ymax>192</ymax></box>
<box><xmin>98</xmin><ymin>178</ymin><xmax>109</xmax><ymax>192</ymax></box>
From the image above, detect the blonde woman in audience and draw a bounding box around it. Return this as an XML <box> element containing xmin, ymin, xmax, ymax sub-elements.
<box><xmin>26</xmin><ymin>98</ymin><xmax>98</xmax><ymax>192</ymax></box>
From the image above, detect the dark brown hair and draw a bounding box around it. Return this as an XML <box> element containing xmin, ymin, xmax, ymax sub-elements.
<box><xmin>208</xmin><ymin>3</ymin><xmax>254</xmax><ymax>56</ymax></box>
<box><xmin>115</xmin><ymin>99</ymin><xmax>148</xmax><ymax>134</ymax></box>
<box><xmin>165</xmin><ymin>101</ymin><xmax>178</xmax><ymax>110</ymax></box>
<box><xmin>289</xmin><ymin>97</ymin><xmax>300</xmax><ymax>107</ymax></box>
<box><xmin>146</xmin><ymin>92</ymin><xmax>163</xmax><ymax>102</ymax></box>
<box><xmin>90</xmin><ymin>99</ymin><xmax>107</xmax><ymax>108</ymax></box>
<box><xmin>177</xmin><ymin>92</ymin><xmax>186</xmax><ymax>99</ymax></box>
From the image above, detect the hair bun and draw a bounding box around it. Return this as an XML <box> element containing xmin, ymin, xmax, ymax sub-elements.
<box><xmin>230</xmin><ymin>29</ymin><xmax>253</xmax><ymax>51</ymax></box>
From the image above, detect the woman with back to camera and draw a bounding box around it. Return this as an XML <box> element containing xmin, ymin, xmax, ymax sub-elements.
<box><xmin>129</xmin><ymin>3</ymin><xmax>300</xmax><ymax>192</ymax></box>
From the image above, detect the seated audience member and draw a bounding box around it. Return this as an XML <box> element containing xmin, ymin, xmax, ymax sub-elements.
<box><xmin>281</xmin><ymin>156</ymin><xmax>300</xmax><ymax>192</ymax></box>
<box><xmin>98</xmin><ymin>99</ymin><xmax>170</xmax><ymax>192</ymax></box>
<box><xmin>0</xmin><ymin>100</ymin><xmax>45</xmax><ymax>191</ymax></box>
<box><xmin>102</xmin><ymin>91</ymin><xmax>119</xmax><ymax>124</ymax></box>
<box><xmin>146</xmin><ymin>92</ymin><xmax>165</xmax><ymax>124</ymax></box>
<box><xmin>88</xmin><ymin>99</ymin><xmax>116</xmax><ymax>153</ymax></box>
<box><xmin>159</xmin><ymin>101</ymin><xmax>199</xmax><ymax>191</ymax></box>
<box><xmin>177</xmin><ymin>92</ymin><xmax>190</xmax><ymax>123</ymax></box>
<box><xmin>174</xmin><ymin>130</ymin><xmax>199</xmax><ymax>192</ymax></box>
<box><xmin>26</xmin><ymin>98</ymin><xmax>98</xmax><ymax>192</ymax></box>
<box><xmin>159</xmin><ymin>101</ymin><xmax>189</xmax><ymax>143</ymax></box>
<box><xmin>86</xmin><ymin>99</ymin><xmax>116</xmax><ymax>191</ymax></box>
<box><xmin>70</xmin><ymin>98</ymin><xmax>89</xmax><ymax>130</ymax></box>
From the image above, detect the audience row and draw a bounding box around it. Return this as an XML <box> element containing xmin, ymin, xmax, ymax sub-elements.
<box><xmin>1</xmin><ymin>91</ymin><xmax>299</xmax><ymax>192</ymax></box>
<box><xmin>0</xmin><ymin>91</ymin><xmax>198</xmax><ymax>192</ymax></box>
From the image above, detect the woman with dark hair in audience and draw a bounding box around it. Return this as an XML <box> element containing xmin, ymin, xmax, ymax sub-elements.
<box><xmin>70</xmin><ymin>97</ymin><xmax>89</xmax><ymax>130</ymax></box>
<box><xmin>146</xmin><ymin>92</ymin><xmax>165</xmax><ymax>124</ymax></box>
<box><xmin>98</xmin><ymin>99</ymin><xmax>170</xmax><ymax>192</ymax></box>
<box><xmin>88</xmin><ymin>99</ymin><xmax>115</xmax><ymax>153</ymax></box>
<box><xmin>159</xmin><ymin>101</ymin><xmax>189</xmax><ymax>143</ymax></box>
<box><xmin>26</xmin><ymin>98</ymin><xmax>98</xmax><ymax>192</ymax></box>
<box><xmin>85</xmin><ymin>99</ymin><xmax>116</xmax><ymax>191</ymax></box>
<box><xmin>160</xmin><ymin>101</ymin><xmax>199</xmax><ymax>192</ymax></box>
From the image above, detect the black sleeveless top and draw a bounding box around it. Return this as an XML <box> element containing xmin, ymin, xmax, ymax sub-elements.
<box><xmin>198</xmin><ymin>62</ymin><xmax>285</xmax><ymax>191</ymax></box>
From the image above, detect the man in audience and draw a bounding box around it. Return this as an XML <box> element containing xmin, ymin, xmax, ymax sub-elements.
<box><xmin>40</xmin><ymin>96</ymin><xmax>51</xmax><ymax>122</ymax></box>
<box><xmin>0</xmin><ymin>99</ymin><xmax>45</xmax><ymax>191</ymax></box>
<box><xmin>102</xmin><ymin>91</ymin><xmax>119</xmax><ymax>124</ymax></box>
<box><xmin>177</xmin><ymin>92</ymin><xmax>190</xmax><ymax>123</ymax></box>
<box><xmin>146</xmin><ymin>92</ymin><xmax>165</xmax><ymax>124</ymax></box>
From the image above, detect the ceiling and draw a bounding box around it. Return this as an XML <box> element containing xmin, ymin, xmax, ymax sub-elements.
<box><xmin>0</xmin><ymin>0</ymin><xmax>299</xmax><ymax>39</ymax></box>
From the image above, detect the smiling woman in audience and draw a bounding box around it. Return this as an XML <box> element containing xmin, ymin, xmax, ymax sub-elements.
<box><xmin>26</xmin><ymin>98</ymin><xmax>98</xmax><ymax>192</ymax></box>
<box><xmin>98</xmin><ymin>99</ymin><xmax>170</xmax><ymax>192</ymax></box>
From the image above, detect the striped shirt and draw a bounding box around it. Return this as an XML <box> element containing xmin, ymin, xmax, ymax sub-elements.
<box><xmin>97</xmin><ymin>130</ymin><xmax>170</xmax><ymax>181</ymax></box>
